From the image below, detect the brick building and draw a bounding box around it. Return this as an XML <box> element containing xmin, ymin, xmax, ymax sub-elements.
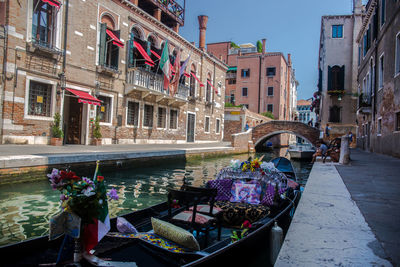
<box><xmin>207</xmin><ymin>41</ymin><xmax>296</xmax><ymax>121</ymax></box>
<box><xmin>356</xmin><ymin>0</ymin><xmax>400</xmax><ymax>157</ymax></box>
<box><xmin>0</xmin><ymin>0</ymin><xmax>227</xmax><ymax>145</ymax></box>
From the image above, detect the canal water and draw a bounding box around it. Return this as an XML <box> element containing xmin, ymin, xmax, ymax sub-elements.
<box><xmin>0</xmin><ymin>150</ymin><xmax>312</xmax><ymax>247</ymax></box>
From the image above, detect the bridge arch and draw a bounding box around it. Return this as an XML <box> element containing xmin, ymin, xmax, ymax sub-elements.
<box><xmin>251</xmin><ymin>121</ymin><xmax>320</xmax><ymax>150</ymax></box>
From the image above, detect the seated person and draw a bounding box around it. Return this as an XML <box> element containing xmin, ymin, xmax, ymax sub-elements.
<box><xmin>311</xmin><ymin>140</ymin><xmax>328</xmax><ymax>163</ymax></box>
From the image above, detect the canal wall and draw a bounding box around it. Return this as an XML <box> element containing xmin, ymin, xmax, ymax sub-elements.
<box><xmin>275</xmin><ymin>161</ymin><xmax>391</xmax><ymax>266</ymax></box>
<box><xmin>0</xmin><ymin>145</ymin><xmax>247</xmax><ymax>185</ymax></box>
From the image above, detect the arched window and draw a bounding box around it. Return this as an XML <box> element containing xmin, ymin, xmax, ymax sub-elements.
<box><xmin>99</xmin><ymin>14</ymin><xmax>121</xmax><ymax>70</ymax></box>
<box><xmin>206</xmin><ymin>73</ymin><xmax>212</xmax><ymax>102</ymax></box>
<box><xmin>189</xmin><ymin>64</ymin><xmax>196</xmax><ymax>97</ymax></box>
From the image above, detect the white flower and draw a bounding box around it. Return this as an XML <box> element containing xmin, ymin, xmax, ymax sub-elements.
<box><xmin>82</xmin><ymin>186</ymin><xmax>95</xmax><ymax>197</ymax></box>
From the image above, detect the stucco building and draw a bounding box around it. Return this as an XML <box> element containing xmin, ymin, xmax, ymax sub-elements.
<box><xmin>317</xmin><ymin>0</ymin><xmax>364</xmax><ymax>140</ymax></box>
<box><xmin>297</xmin><ymin>99</ymin><xmax>316</xmax><ymax>126</ymax></box>
<box><xmin>0</xmin><ymin>0</ymin><xmax>227</xmax><ymax>145</ymax></box>
<box><xmin>356</xmin><ymin>0</ymin><xmax>400</xmax><ymax>157</ymax></box>
<box><xmin>207</xmin><ymin>41</ymin><xmax>296</xmax><ymax>121</ymax></box>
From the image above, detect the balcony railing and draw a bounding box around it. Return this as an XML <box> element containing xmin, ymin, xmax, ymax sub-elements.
<box><xmin>151</xmin><ymin>0</ymin><xmax>185</xmax><ymax>25</ymax></box>
<box><xmin>126</xmin><ymin>67</ymin><xmax>188</xmax><ymax>101</ymax></box>
<box><xmin>226</xmin><ymin>72</ymin><xmax>236</xmax><ymax>79</ymax></box>
<box><xmin>31</xmin><ymin>37</ymin><xmax>63</xmax><ymax>55</ymax></box>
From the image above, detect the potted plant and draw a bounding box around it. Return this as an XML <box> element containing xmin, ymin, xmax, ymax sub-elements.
<box><xmin>50</xmin><ymin>113</ymin><xmax>63</xmax><ymax>146</ymax></box>
<box><xmin>92</xmin><ymin>116</ymin><xmax>102</xmax><ymax>146</ymax></box>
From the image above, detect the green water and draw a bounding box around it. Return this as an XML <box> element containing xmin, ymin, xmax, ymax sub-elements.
<box><xmin>0</xmin><ymin>151</ymin><xmax>312</xmax><ymax>247</ymax></box>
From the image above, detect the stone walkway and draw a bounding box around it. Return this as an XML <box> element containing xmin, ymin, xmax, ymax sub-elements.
<box><xmin>276</xmin><ymin>157</ymin><xmax>392</xmax><ymax>266</ymax></box>
<box><xmin>0</xmin><ymin>142</ymin><xmax>233</xmax><ymax>168</ymax></box>
<box><xmin>336</xmin><ymin>149</ymin><xmax>400</xmax><ymax>266</ymax></box>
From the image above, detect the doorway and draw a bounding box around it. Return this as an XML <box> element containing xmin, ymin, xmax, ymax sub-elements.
<box><xmin>187</xmin><ymin>113</ymin><xmax>195</xmax><ymax>142</ymax></box>
<box><xmin>64</xmin><ymin>96</ymin><xmax>83</xmax><ymax>144</ymax></box>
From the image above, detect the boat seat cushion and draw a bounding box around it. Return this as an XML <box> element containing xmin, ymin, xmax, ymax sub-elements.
<box><xmin>172</xmin><ymin>210</ymin><xmax>216</xmax><ymax>226</ymax></box>
<box><xmin>151</xmin><ymin>217</ymin><xmax>200</xmax><ymax>251</ymax></box>
<box><xmin>189</xmin><ymin>204</ymin><xmax>222</xmax><ymax>216</ymax></box>
<box><xmin>215</xmin><ymin>201</ymin><xmax>269</xmax><ymax>227</ymax></box>
<box><xmin>207</xmin><ymin>179</ymin><xmax>233</xmax><ymax>201</ymax></box>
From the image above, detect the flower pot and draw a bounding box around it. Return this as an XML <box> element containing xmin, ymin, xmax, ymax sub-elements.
<box><xmin>50</xmin><ymin>137</ymin><xmax>63</xmax><ymax>146</ymax></box>
<box><xmin>92</xmin><ymin>138</ymin><xmax>102</xmax><ymax>146</ymax></box>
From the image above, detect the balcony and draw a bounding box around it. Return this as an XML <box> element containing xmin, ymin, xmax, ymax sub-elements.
<box><xmin>28</xmin><ymin>37</ymin><xmax>63</xmax><ymax>58</ymax></box>
<box><xmin>226</xmin><ymin>72</ymin><xmax>236</xmax><ymax>79</ymax></box>
<box><xmin>125</xmin><ymin>67</ymin><xmax>188</xmax><ymax>103</ymax></box>
<box><xmin>327</xmin><ymin>89</ymin><xmax>345</xmax><ymax>96</ymax></box>
<box><xmin>358</xmin><ymin>93</ymin><xmax>372</xmax><ymax>114</ymax></box>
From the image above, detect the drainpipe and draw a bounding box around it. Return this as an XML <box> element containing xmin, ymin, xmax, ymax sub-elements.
<box><xmin>60</xmin><ymin>0</ymin><xmax>69</xmax><ymax>143</ymax></box>
<box><xmin>0</xmin><ymin>0</ymin><xmax>10</xmax><ymax>144</ymax></box>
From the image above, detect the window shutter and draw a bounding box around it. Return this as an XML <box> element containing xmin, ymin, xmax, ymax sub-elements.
<box><xmin>340</xmin><ymin>65</ymin><xmax>345</xmax><ymax>90</ymax></box>
<box><xmin>241</xmin><ymin>69</ymin><xmax>244</xmax><ymax>77</ymax></box>
<box><xmin>248</xmin><ymin>69</ymin><xmax>250</xmax><ymax>77</ymax></box>
<box><xmin>99</xmin><ymin>23</ymin><xmax>107</xmax><ymax>66</ymax></box>
<box><xmin>146</xmin><ymin>41</ymin><xmax>151</xmax><ymax>56</ymax></box>
<box><xmin>128</xmin><ymin>31</ymin><xmax>135</xmax><ymax>67</ymax></box>
<box><xmin>112</xmin><ymin>30</ymin><xmax>120</xmax><ymax>69</ymax></box>
<box><xmin>327</xmin><ymin>66</ymin><xmax>332</xmax><ymax>91</ymax></box>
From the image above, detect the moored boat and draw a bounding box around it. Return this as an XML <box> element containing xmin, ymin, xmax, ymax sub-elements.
<box><xmin>287</xmin><ymin>143</ymin><xmax>315</xmax><ymax>160</ymax></box>
<box><xmin>0</xmin><ymin>158</ymin><xmax>300</xmax><ymax>267</ymax></box>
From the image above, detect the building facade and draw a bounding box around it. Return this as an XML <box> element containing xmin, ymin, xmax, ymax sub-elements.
<box><xmin>297</xmin><ymin>99</ymin><xmax>316</xmax><ymax>126</ymax></box>
<box><xmin>207</xmin><ymin>41</ymin><xmax>296</xmax><ymax>121</ymax></box>
<box><xmin>317</xmin><ymin>0</ymin><xmax>364</xmax><ymax>140</ymax></box>
<box><xmin>0</xmin><ymin>0</ymin><xmax>227</xmax><ymax>145</ymax></box>
<box><xmin>356</xmin><ymin>0</ymin><xmax>400</xmax><ymax>157</ymax></box>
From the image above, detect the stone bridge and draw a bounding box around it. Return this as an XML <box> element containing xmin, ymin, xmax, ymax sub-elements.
<box><xmin>252</xmin><ymin>121</ymin><xmax>320</xmax><ymax>150</ymax></box>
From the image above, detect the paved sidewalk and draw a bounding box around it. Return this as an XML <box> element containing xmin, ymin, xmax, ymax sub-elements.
<box><xmin>336</xmin><ymin>149</ymin><xmax>400</xmax><ymax>266</ymax></box>
<box><xmin>276</xmin><ymin>160</ymin><xmax>392</xmax><ymax>266</ymax></box>
<box><xmin>0</xmin><ymin>142</ymin><xmax>233</xmax><ymax>168</ymax></box>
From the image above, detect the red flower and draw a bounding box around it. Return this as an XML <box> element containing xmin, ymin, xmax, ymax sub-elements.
<box><xmin>97</xmin><ymin>176</ymin><xmax>104</xmax><ymax>182</ymax></box>
<box><xmin>60</xmin><ymin>171</ymin><xmax>80</xmax><ymax>180</ymax></box>
<box><xmin>242</xmin><ymin>220</ymin><xmax>252</xmax><ymax>228</ymax></box>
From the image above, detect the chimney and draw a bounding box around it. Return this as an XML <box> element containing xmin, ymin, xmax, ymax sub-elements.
<box><xmin>198</xmin><ymin>15</ymin><xmax>208</xmax><ymax>51</ymax></box>
<box><xmin>262</xmin><ymin>39</ymin><xmax>266</xmax><ymax>54</ymax></box>
<box><xmin>288</xmin><ymin>53</ymin><xmax>292</xmax><ymax>65</ymax></box>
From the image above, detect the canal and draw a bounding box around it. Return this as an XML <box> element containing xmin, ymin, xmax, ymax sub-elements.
<box><xmin>0</xmin><ymin>150</ymin><xmax>312</xmax><ymax>247</ymax></box>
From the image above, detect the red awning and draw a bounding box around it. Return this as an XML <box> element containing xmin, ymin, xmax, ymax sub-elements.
<box><xmin>66</xmin><ymin>88</ymin><xmax>102</xmax><ymax>106</ymax></box>
<box><xmin>207</xmin><ymin>80</ymin><xmax>218</xmax><ymax>93</ymax></box>
<box><xmin>106</xmin><ymin>29</ymin><xmax>124</xmax><ymax>48</ymax></box>
<box><xmin>134</xmin><ymin>41</ymin><xmax>154</xmax><ymax>67</ymax></box>
<box><xmin>42</xmin><ymin>0</ymin><xmax>61</xmax><ymax>8</ymax></box>
<box><xmin>183</xmin><ymin>72</ymin><xmax>190</xmax><ymax>77</ymax></box>
<box><xmin>191</xmin><ymin>72</ymin><xmax>204</xmax><ymax>87</ymax></box>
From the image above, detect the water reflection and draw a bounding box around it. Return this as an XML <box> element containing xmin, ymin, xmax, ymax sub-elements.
<box><xmin>0</xmin><ymin>150</ymin><xmax>312</xmax><ymax>246</ymax></box>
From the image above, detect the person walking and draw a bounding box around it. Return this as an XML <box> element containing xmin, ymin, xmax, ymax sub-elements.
<box><xmin>325</xmin><ymin>123</ymin><xmax>331</xmax><ymax>139</ymax></box>
<box><xmin>308</xmin><ymin>118</ymin><xmax>314</xmax><ymax>127</ymax></box>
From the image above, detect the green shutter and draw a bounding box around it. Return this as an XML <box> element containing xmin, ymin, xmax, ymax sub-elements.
<box><xmin>128</xmin><ymin>31</ymin><xmax>135</xmax><ymax>67</ymax></box>
<box><xmin>112</xmin><ymin>30</ymin><xmax>120</xmax><ymax>69</ymax></box>
<box><xmin>327</xmin><ymin>66</ymin><xmax>332</xmax><ymax>91</ymax></box>
<box><xmin>99</xmin><ymin>23</ymin><xmax>107</xmax><ymax>66</ymax></box>
<box><xmin>340</xmin><ymin>65</ymin><xmax>345</xmax><ymax>90</ymax></box>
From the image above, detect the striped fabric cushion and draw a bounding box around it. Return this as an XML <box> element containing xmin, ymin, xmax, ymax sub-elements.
<box><xmin>172</xmin><ymin>210</ymin><xmax>215</xmax><ymax>225</ymax></box>
<box><xmin>189</xmin><ymin>204</ymin><xmax>222</xmax><ymax>215</ymax></box>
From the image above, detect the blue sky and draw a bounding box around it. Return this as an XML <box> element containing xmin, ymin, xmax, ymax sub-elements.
<box><xmin>179</xmin><ymin>0</ymin><xmax>356</xmax><ymax>100</ymax></box>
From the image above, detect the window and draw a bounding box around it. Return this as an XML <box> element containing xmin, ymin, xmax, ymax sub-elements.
<box><xmin>242</xmin><ymin>104</ymin><xmax>249</xmax><ymax>109</ymax></box>
<box><xmin>157</xmin><ymin>107</ymin><xmax>166</xmax><ymax>128</ymax></box>
<box><xmin>206</xmin><ymin>79</ymin><xmax>211</xmax><ymax>102</ymax></box>
<box><xmin>267</xmin><ymin>104</ymin><xmax>273</xmax><ymax>112</ymax></box>
<box><xmin>143</xmin><ymin>104</ymin><xmax>154</xmax><ymax>127</ymax></box>
<box><xmin>396</xmin><ymin>33</ymin><xmax>400</xmax><ymax>75</ymax></box>
<box><xmin>97</xmin><ymin>95</ymin><xmax>112</xmax><ymax>123</ymax></box>
<box><xmin>230</xmin><ymin>91</ymin><xmax>235</xmax><ymax>104</ymax></box>
<box><xmin>228</xmin><ymin>79</ymin><xmax>236</xmax><ymax>84</ymax></box>
<box><xmin>332</xmin><ymin>25</ymin><xmax>343</xmax><ymax>38</ymax></box>
<box><xmin>32</xmin><ymin>0</ymin><xmax>58</xmax><ymax>49</ymax></box>
<box><xmin>358</xmin><ymin>45</ymin><xmax>361</xmax><ymax>66</ymax></box>
<box><xmin>205</xmin><ymin>116</ymin><xmax>210</xmax><ymax>133</ymax></box>
<box><xmin>379</xmin><ymin>54</ymin><xmax>384</xmax><ymax>89</ymax></box>
<box><xmin>216</xmin><ymin>118</ymin><xmax>220</xmax><ymax>134</ymax></box>
<box><xmin>241</xmin><ymin>69</ymin><xmax>250</xmax><ymax>77</ymax></box>
<box><xmin>189</xmin><ymin>70</ymin><xmax>196</xmax><ymax>97</ymax></box>
<box><xmin>99</xmin><ymin>18</ymin><xmax>120</xmax><ymax>70</ymax></box>
<box><xmin>381</xmin><ymin>0</ymin><xmax>386</xmax><ymax>27</ymax></box>
<box><xmin>127</xmin><ymin>101</ymin><xmax>139</xmax><ymax>126</ymax></box>
<box><xmin>328</xmin><ymin>65</ymin><xmax>345</xmax><ymax>91</ymax></box>
<box><xmin>170</xmin><ymin>109</ymin><xmax>178</xmax><ymax>129</ymax></box>
<box><xmin>329</xmin><ymin>105</ymin><xmax>341</xmax><ymax>123</ymax></box>
<box><xmin>266</xmin><ymin>67</ymin><xmax>276</xmax><ymax>76</ymax></box>
<box><xmin>28</xmin><ymin>80</ymin><xmax>52</xmax><ymax>117</ymax></box>
<box><xmin>267</xmin><ymin>86</ymin><xmax>274</xmax><ymax>96</ymax></box>
<box><xmin>242</xmin><ymin>87</ymin><xmax>248</xmax><ymax>97</ymax></box>
<box><xmin>377</xmin><ymin>118</ymin><xmax>382</xmax><ymax>135</ymax></box>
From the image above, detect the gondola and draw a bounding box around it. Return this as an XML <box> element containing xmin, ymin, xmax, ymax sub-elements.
<box><xmin>1</xmin><ymin>159</ymin><xmax>300</xmax><ymax>267</ymax></box>
<box><xmin>271</xmin><ymin>157</ymin><xmax>297</xmax><ymax>182</ymax></box>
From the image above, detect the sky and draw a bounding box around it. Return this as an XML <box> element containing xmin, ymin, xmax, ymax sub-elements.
<box><xmin>179</xmin><ymin>0</ymin><xmax>358</xmax><ymax>100</ymax></box>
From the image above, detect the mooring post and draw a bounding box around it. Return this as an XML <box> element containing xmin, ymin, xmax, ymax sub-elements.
<box><xmin>339</xmin><ymin>135</ymin><xmax>350</xmax><ymax>164</ymax></box>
